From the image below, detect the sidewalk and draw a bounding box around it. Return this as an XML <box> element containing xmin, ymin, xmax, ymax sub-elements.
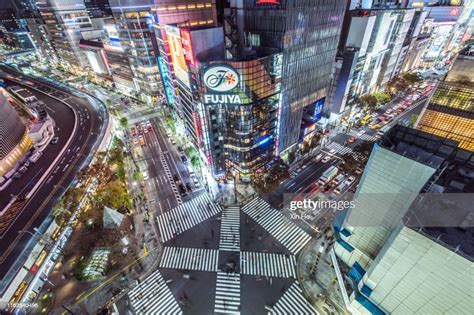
<box><xmin>297</xmin><ymin>234</ymin><xmax>349</xmax><ymax>315</ymax></box>
<box><xmin>215</xmin><ymin>181</ymin><xmax>257</xmax><ymax>207</ymax></box>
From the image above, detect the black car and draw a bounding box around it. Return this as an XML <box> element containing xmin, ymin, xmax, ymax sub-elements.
<box><xmin>173</xmin><ymin>174</ymin><xmax>181</xmax><ymax>184</ymax></box>
<box><xmin>181</xmin><ymin>155</ymin><xmax>188</xmax><ymax>163</ymax></box>
<box><xmin>178</xmin><ymin>183</ymin><xmax>187</xmax><ymax>196</ymax></box>
<box><xmin>185</xmin><ymin>182</ymin><xmax>192</xmax><ymax>191</ymax></box>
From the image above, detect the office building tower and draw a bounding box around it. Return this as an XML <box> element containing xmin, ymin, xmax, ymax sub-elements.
<box><xmin>233</xmin><ymin>1</ymin><xmax>347</xmax><ymax>155</ymax></box>
<box><xmin>151</xmin><ymin>0</ymin><xmax>217</xmax><ymax>107</ymax></box>
<box><xmin>419</xmin><ymin>5</ymin><xmax>463</xmax><ymax>67</ymax></box>
<box><xmin>416</xmin><ymin>81</ymin><xmax>474</xmax><ymax>151</ymax></box>
<box><xmin>37</xmin><ymin>0</ymin><xmax>94</xmax><ymax>69</ymax></box>
<box><xmin>327</xmin><ymin>7</ymin><xmax>414</xmax><ymax>124</ymax></box>
<box><xmin>0</xmin><ymin>92</ymin><xmax>33</xmax><ymax>178</ymax></box>
<box><xmin>153</xmin><ymin>1</ymin><xmax>346</xmax><ymax>178</ymax></box>
<box><xmin>335</xmin><ymin>126</ymin><xmax>473</xmax><ymax>315</ymax></box>
<box><xmin>108</xmin><ymin>0</ymin><xmax>162</xmax><ymax>99</ymax></box>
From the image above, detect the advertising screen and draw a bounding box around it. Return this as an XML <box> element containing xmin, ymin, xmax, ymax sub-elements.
<box><xmin>165</xmin><ymin>26</ymin><xmax>190</xmax><ymax>87</ymax></box>
<box><xmin>314</xmin><ymin>98</ymin><xmax>325</xmax><ymax>121</ymax></box>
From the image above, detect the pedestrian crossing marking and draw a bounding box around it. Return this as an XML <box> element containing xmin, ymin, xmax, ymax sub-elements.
<box><xmin>240</xmin><ymin>251</ymin><xmax>296</xmax><ymax>278</ymax></box>
<box><xmin>159</xmin><ymin>247</ymin><xmax>219</xmax><ymax>272</ymax></box>
<box><xmin>129</xmin><ymin>270</ymin><xmax>182</xmax><ymax>315</ymax></box>
<box><xmin>156</xmin><ymin>194</ymin><xmax>222</xmax><ymax>242</ymax></box>
<box><xmin>268</xmin><ymin>281</ymin><xmax>317</xmax><ymax>315</ymax></box>
<box><xmin>348</xmin><ymin>130</ymin><xmax>378</xmax><ymax>142</ymax></box>
<box><xmin>242</xmin><ymin>198</ymin><xmax>311</xmax><ymax>255</ymax></box>
<box><xmin>214</xmin><ymin>272</ymin><xmax>241</xmax><ymax>314</ymax></box>
<box><xmin>219</xmin><ymin>206</ymin><xmax>240</xmax><ymax>251</ymax></box>
<box><xmin>323</xmin><ymin>141</ymin><xmax>352</xmax><ymax>156</ymax></box>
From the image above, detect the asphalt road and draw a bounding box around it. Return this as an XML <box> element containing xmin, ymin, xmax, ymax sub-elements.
<box><xmin>0</xmin><ymin>71</ymin><xmax>106</xmax><ymax>282</ymax></box>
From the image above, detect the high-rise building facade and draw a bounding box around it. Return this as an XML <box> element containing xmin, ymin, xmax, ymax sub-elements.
<box><xmin>327</xmin><ymin>7</ymin><xmax>415</xmax><ymax>124</ymax></box>
<box><xmin>416</xmin><ymin>81</ymin><xmax>474</xmax><ymax>151</ymax></box>
<box><xmin>151</xmin><ymin>1</ymin><xmax>346</xmax><ymax>179</ymax></box>
<box><xmin>335</xmin><ymin>126</ymin><xmax>473</xmax><ymax>315</ymax></box>
<box><xmin>0</xmin><ymin>91</ymin><xmax>33</xmax><ymax>178</ymax></box>
<box><xmin>109</xmin><ymin>0</ymin><xmax>161</xmax><ymax>99</ymax></box>
<box><xmin>233</xmin><ymin>1</ymin><xmax>347</xmax><ymax>155</ymax></box>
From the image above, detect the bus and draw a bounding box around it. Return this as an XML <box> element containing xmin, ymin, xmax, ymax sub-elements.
<box><xmin>318</xmin><ymin>165</ymin><xmax>338</xmax><ymax>185</ymax></box>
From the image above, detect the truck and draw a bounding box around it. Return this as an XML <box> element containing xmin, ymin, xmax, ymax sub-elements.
<box><xmin>318</xmin><ymin>165</ymin><xmax>338</xmax><ymax>186</ymax></box>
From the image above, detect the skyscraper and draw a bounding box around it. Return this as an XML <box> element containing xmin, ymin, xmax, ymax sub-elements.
<box><xmin>415</xmin><ymin>49</ymin><xmax>474</xmax><ymax>151</ymax></box>
<box><xmin>234</xmin><ymin>1</ymin><xmax>347</xmax><ymax>155</ymax></box>
<box><xmin>108</xmin><ymin>0</ymin><xmax>162</xmax><ymax>100</ymax></box>
<box><xmin>335</xmin><ymin>126</ymin><xmax>473</xmax><ymax>314</ymax></box>
<box><xmin>151</xmin><ymin>1</ymin><xmax>347</xmax><ymax>179</ymax></box>
<box><xmin>37</xmin><ymin>0</ymin><xmax>94</xmax><ymax>69</ymax></box>
<box><xmin>327</xmin><ymin>7</ymin><xmax>415</xmax><ymax>124</ymax></box>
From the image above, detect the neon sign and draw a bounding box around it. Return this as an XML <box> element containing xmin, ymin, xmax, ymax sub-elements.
<box><xmin>203</xmin><ymin>65</ymin><xmax>239</xmax><ymax>92</ymax></box>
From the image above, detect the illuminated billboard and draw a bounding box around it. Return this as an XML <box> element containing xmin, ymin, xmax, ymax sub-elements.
<box><xmin>165</xmin><ymin>25</ymin><xmax>190</xmax><ymax>88</ymax></box>
<box><xmin>180</xmin><ymin>30</ymin><xmax>195</xmax><ymax>66</ymax></box>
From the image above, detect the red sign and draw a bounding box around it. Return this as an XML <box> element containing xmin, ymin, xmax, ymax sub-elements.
<box><xmin>180</xmin><ymin>30</ymin><xmax>195</xmax><ymax>66</ymax></box>
<box><xmin>257</xmin><ymin>0</ymin><xmax>280</xmax><ymax>3</ymax></box>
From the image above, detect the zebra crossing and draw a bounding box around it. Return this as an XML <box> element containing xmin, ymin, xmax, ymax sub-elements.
<box><xmin>159</xmin><ymin>247</ymin><xmax>219</xmax><ymax>272</ymax></box>
<box><xmin>240</xmin><ymin>251</ymin><xmax>296</xmax><ymax>278</ymax></box>
<box><xmin>214</xmin><ymin>272</ymin><xmax>241</xmax><ymax>314</ymax></box>
<box><xmin>323</xmin><ymin>141</ymin><xmax>352</xmax><ymax>156</ymax></box>
<box><xmin>268</xmin><ymin>281</ymin><xmax>317</xmax><ymax>315</ymax></box>
<box><xmin>156</xmin><ymin>194</ymin><xmax>222</xmax><ymax>242</ymax></box>
<box><xmin>242</xmin><ymin>198</ymin><xmax>311</xmax><ymax>255</ymax></box>
<box><xmin>129</xmin><ymin>270</ymin><xmax>182</xmax><ymax>315</ymax></box>
<box><xmin>348</xmin><ymin>130</ymin><xmax>378</xmax><ymax>142</ymax></box>
<box><xmin>159</xmin><ymin>148</ymin><xmax>182</xmax><ymax>204</ymax></box>
<box><xmin>219</xmin><ymin>206</ymin><xmax>240</xmax><ymax>251</ymax></box>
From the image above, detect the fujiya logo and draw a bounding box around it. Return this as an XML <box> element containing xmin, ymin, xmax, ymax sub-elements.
<box><xmin>203</xmin><ymin>65</ymin><xmax>239</xmax><ymax>92</ymax></box>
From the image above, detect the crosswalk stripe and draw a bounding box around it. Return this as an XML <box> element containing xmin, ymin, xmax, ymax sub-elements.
<box><xmin>240</xmin><ymin>251</ymin><xmax>296</xmax><ymax>278</ymax></box>
<box><xmin>348</xmin><ymin>130</ymin><xmax>378</xmax><ymax>142</ymax></box>
<box><xmin>156</xmin><ymin>194</ymin><xmax>223</xmax><ymax>242</ymax></box>
<box><xmin>242</xmin><ymin>198</ymin><xmax>311</xmax><ymax>255</ymax></box>
<box><xmin>214</xmin><ymin>272</ymin><xmax>241</xmax><ymax>314</ymax></box>
<box><xmin>219</xmin><ymin>206</ymin><xmax>240</xmax><ymax>251</ymax></box>
<box><xmin>268</xmin><ymin>281</ymin><xmax>317</xmax><ymax>315</ymax></box>
<box><xmin>159</xmin><ymin>246</ymin><xmax>219</xmax><ymax>271</ymax></box>
<box><xmin>323</xmin><ymin>141</ymin><xmax>352</xmax><ymax>155</ymax></box>
<box><xmin>129</xmin><ymin>270</ymin><xmax>182</xmax><ymax>315</ymax></box>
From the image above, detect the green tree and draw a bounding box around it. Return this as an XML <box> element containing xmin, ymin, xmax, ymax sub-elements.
<box><xmin>373</xmin><ymin>91</ymin><xmax>391</xmax><ymax>105</ymax></box>
<box><xmin>97</xmin><ymin>180</ymin><xmax>132</xmax><ymax>210</ymax></box>
<box><xmin>119</xmin><ymin>117</ymin><xmax>128</xmax><ymax>129</ymax></box>
<box><xmin>402</xmin><ymin>72</ymin><xmax>422</xmax><ymax>85</ymax></box>
<box><xmin>359</xmin><ymin>94</ymin><xmax>378</xmax><ymax>109</ymax></box>
<box><xmin>409</xmin><ymin>114</ymin><xmax>419</xmax><ymax>127</ymax></box>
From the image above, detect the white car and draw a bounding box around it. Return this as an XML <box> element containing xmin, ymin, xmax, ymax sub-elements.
<box><xmin>321</xmin><ymin>156</ymin><xmax>331</xmax><ymax>163</ymax></box>
<box><xmin>171</xmin><ymin>138</ymin><xmax>177</xmax><ymax>145</ymax></box>
<box><xmin>345</xmin><ymin>176</ymin><xmax>356</xmax><ymax>185</ymax></box>
<box><xmin>356</xmin><ymin>130</ymin><xmax>366</xmax><ymax>137</ymax></box>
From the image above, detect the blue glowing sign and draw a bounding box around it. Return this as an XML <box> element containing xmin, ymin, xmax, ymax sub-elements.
<box><xmin>314</xmin><ymin>98</ymin><xmax>325</xmax><ymax>122</ymax></box>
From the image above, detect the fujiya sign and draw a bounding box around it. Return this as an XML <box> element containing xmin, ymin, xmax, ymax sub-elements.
<box><xmin>203</xmin><ymin>94</ymin><xmax>242</xmax><ymax>104</ymax></box>
<box><xmin>202</xmin><ymin>65</ymin><xmax>243</xmax><ymax>104</ymax></box>
<box><xmin>203</xmin><ymin>65</ymin><xmax>239</xmax><ymax>92</ymax></box>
